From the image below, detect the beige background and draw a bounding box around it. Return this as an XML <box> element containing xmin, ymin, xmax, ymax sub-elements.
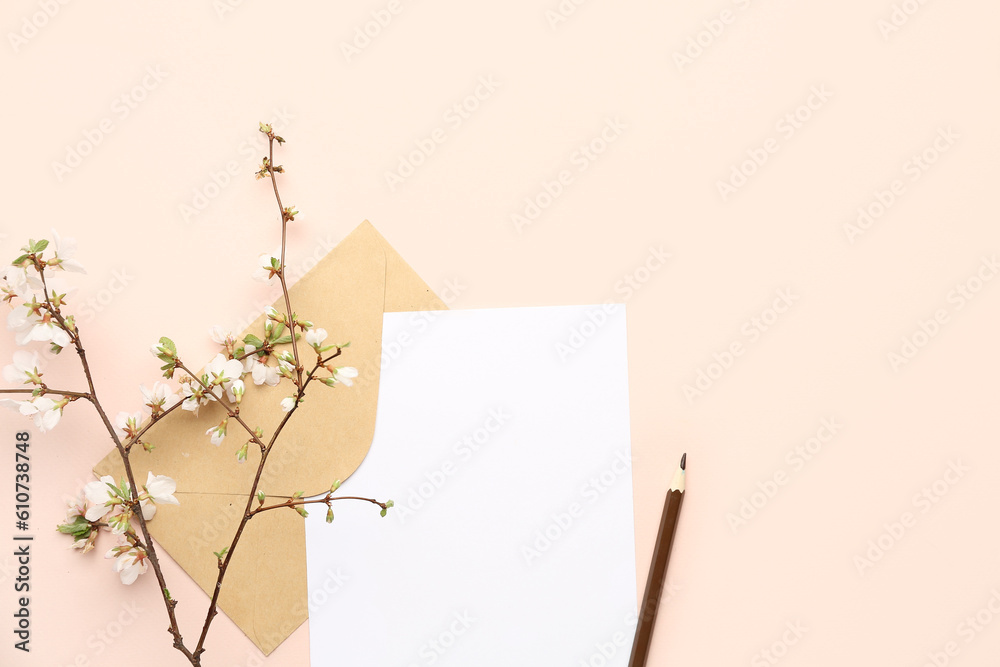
<box><xmin>2</xmin><ymin>1</ymin><xmax>999</xmax><ymax>665</ymax></box>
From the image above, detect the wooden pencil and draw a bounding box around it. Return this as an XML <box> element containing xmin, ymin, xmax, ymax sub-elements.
<box><xmin>628</xmin><ymin>453</ymin><xmax>686</xmax><ymax>667</ymax></box>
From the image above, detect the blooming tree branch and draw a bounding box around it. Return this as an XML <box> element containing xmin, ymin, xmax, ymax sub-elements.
<box><xmin>1</xmin><ymin>126</ymin><xmax>392</xmax><ymax>666</ymax></box>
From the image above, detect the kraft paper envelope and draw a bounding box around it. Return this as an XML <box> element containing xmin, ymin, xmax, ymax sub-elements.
<box><xmin>93</xmin><ymin>221</ymin><xmax>446</xmax><ymax>655</ymax></box>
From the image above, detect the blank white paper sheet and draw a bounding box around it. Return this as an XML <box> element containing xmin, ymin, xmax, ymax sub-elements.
<box><xmin>305</xmin><ymin>305</ymin><xmax>637</xmax><ymax>666</ymax></box>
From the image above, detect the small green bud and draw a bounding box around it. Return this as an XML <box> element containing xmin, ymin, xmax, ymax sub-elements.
<box><xmin>331</xmin><ymin>480</ymin><xmax>341</xmax><ymax>492</ymax></box>
<box><xmin>326</xmin><ymin>507</ymin><xmax>334</xmax><ymax>524</ymax></box>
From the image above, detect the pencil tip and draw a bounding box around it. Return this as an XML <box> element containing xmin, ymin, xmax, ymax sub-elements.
<box><xmin>680</xmin><ymin>453</ymin><xmax>686</xmax><ymax>470</ymax></box>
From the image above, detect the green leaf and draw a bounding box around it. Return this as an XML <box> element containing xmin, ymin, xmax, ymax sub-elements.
<box><xmin>31</xmin><ymin>239</ymin><xmax>49</xmax><ymax>253</ymax></box>
<box><xmin>380</xmin><ymin>508</ymin><xmax>388</xmax><ymax>518</ymax></box>
<box><xmin>57</xmin><ymin>516</ymin><xmax>91</xmax><ymax>537</ymax></box>
<box><xmin>272</xmin><ymin>335</ymin><xmax>293</xmax><ymax>345</ymax></box>
<box><xmin>11</xmin><ymin>254</ymin><xmax>29</xmax><ymax>265</ymax></box>
<box><xmin>159</xmin><ymin>336</ymin><xmax>177</xmax><ymax>355</ymax></box>
<box><xmin>244</xmin><ymin>333</ymin><xmax>264</xmax><ymax>348</ymax></box>
<box><xmin>214</xmin><ymin>547</ymin><xmax>229</xmax><ymax>560</ymax></box>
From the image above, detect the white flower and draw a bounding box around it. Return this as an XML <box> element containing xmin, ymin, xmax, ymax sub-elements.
<box><xmin>7</xmin><ymin>303</ymin><xmax>72</xmax><ymax>349</ymax></box>
<box><xmin>2</xmin><ymin>350</ymin><xmax>40</xmax><ymax>385</ymax></box>
<box><xmin>243</xmin><ymin>345</ymin><xmax>281</xmax><ymax>387</ymax></box>
<box><xmin>333</xmin><ymin>367</ymin><xmax>358</xmax><ymax>387</ymax></box>
<box><xmin>277</xmin><ymin>358</ymin><xmax>296</xmax><ymax>380</ymax></box>
<box><xmin>107</xmin><ymin>509</ymin><xmax>133</xmax><ymax>535</ymax></box>
<box><xmin>139</xmin><ymin>471</ymin><xmax>178</xmax><ymax>520</ymax></box>
<box><xmin>83</xmin><ymin>475</ymin><xmax>118</xmax><ymax>522</ymax></box>
<box><xmin>106</xmin><ymin>542</ymin><xmax>149</xmax><ymax>585</ymax></box>
<box><xmin>252</xmin><ymin>249</ymin><xmax>282</xmax><ymax>282</ymax></box>
<box><xmin>49</xmin><ymin>229</ymin><xmax>87</xmax><ymax>274</ymax></box>
<box><xmin>208</xmin><ymin>325</ymin><xmax>236</xmax><ymax>347</ymax></box>
<box><xmin>139</xmin><ymin>382</ymin><xmax>179</xmax><ymax>416</ymax></box>
<box><xmin>0</xmin><ymin>398</ymin><xmax>26</xmax><ymax>412</ymax></box>
<box><xmin>253</xmin><ymin>360</ymin><xmax>280</xmax><ymax>386</ymax></box>
<box><xmin>7</xmin><ymin>304</ymin><xmax>73</xmax><ymax>348</ymax></box>
<box><xmin>179</xmin><ymin>381</ymin><xmax>216</xmax><ymax>416</ymax></box>
<box><xmin>206</xmin><ymin>418</ymin><xmax>229</xmax><ymax>446</ymax></box>
<box><xmin>205</xmin><ymin>353</ymin><xmax>245</xmax><ymax>389</ymax></box>
<box><xmin>2</xmin><ymin>265</ymin><xmax>41</xmax><ymax>294</ymax></box>
<box><xmin>305</xmin><ymin>328</ymin><xmax>327</xmax><ymax>349</ymax></box>
<box><xmin>71</xmin><ymin>533</ymin><xmax>98</xmax><ymax>555</ymax></box>
<box><xmin>19</xmin><ymin>396</ymin><xmax>64</xmax><ymax>432</ymax></box>
<box><xmin>65</xmin><ymin>492</ymin><xmax>89</xmax><ymax>522</ymax></box>
<box><xmin>280</xmin><ymin>396</ymin><xmax>297</xmax><ymax>412</ymax></box>
<box><xmin>114</xmin><ymin>411</ymin><xmax>144</xmax><ymax>439</ymax></box>
<box><xmin>226</xmin><ymin>378</ymin><xmax>245</xmax><ymax>404</ymax></box>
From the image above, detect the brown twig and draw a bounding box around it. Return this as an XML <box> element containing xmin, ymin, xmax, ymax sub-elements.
<box><xmin>8</xmin><ymin>130</ymin><xmax>385</xmax><ymax>667</ymax></box>
<box><xmin>37</xmin><ymin>267</ymin><xmax>196</xmax><ymax>662</ymax></box>
<box><xmin>252</xmin><ymin>494</ymin><xmax>387</xmax><ymax>516</ymax></box>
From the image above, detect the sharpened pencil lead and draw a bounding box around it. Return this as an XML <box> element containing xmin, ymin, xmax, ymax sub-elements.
<box><xmin>680</xmin><ymin>453</ymin><xmax>686</xmax><ymax>470</ymax></box>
